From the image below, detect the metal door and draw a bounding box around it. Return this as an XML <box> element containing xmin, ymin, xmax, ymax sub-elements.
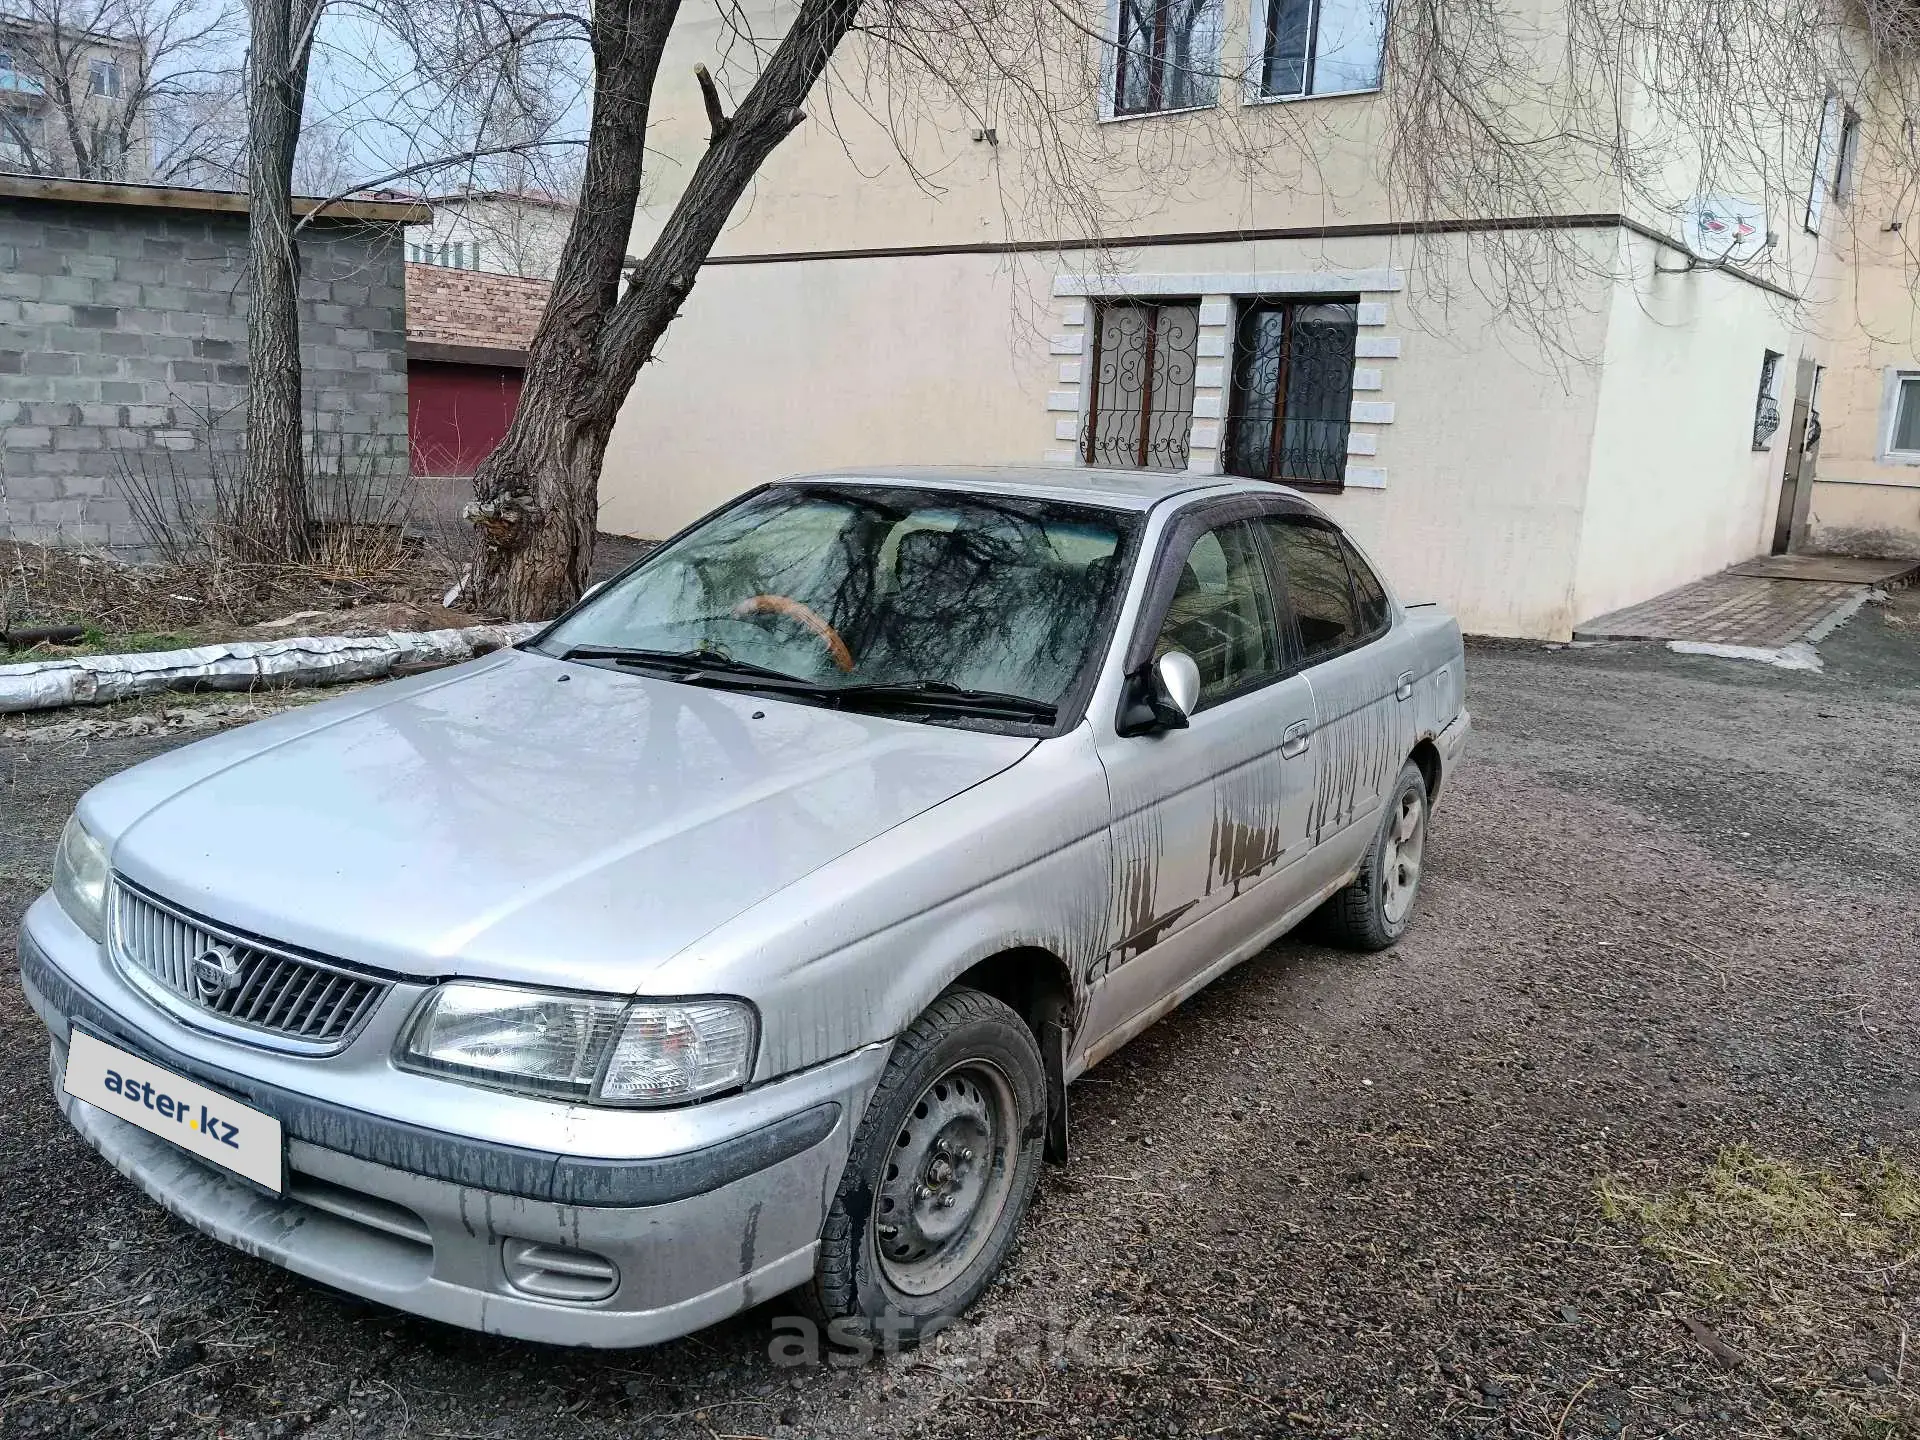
<box><xmin>1083</xmin><ymin>511</ymin><xmax>1318</xmax><ymax>1055</ymax></box>
<box><xmin>1772</xmin><ymin>358</ymin><xmax>1822</xmax><ymax>555</ymax></box>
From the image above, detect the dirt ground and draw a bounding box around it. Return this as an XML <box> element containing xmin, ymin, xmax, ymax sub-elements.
<box><xmin>1</xmin><ymin>593</ymin><xmax>1916</xmax><ymax>1440</ymax></box>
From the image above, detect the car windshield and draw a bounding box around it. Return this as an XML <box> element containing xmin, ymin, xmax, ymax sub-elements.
<box><xmin>538</xmin><ymin>484</ymin><xmax>1137</xmax><ymax>716</ymax></box>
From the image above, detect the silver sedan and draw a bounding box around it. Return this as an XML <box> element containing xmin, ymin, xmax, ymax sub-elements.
<box><xmin>20</xmin><ymin>465</ymin><xmax>1468</xmax><ymax>1347</ymax></box>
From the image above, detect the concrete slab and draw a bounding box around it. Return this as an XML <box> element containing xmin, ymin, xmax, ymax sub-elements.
<box><xmin>1727</xmin><ymin>554</ymin><xmax>1920</xmax><ymax>584</ymax></box>
<box><xmin>1574</xmin><ymin>571</ymin><xmax>1866</xmax><ymax>646</ymax></box>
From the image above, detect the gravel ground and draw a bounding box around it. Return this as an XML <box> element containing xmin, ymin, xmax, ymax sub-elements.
<box><xmin>2</xmin><ymin>594</ymin><xmax>1916</xmax><ymax>1440</ymax></box>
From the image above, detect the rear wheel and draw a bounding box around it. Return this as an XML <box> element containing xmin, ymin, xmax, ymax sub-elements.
<box><xmin>1315</xmin><ymin>760</ymin><xmax>1429</xmax><ymax>951</ymax></box>
<box><xmin>804</xmin><ymin>988</ymin><xmax>1045</xmax><ymax>1340</ymax></box>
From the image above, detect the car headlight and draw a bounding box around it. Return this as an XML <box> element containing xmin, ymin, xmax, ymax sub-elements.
<box><xmin>400</xmin><ymin>982</ymin><xmax>757</xmax><ymax>1106</ymax></box>
<box><xmin>52</xmin><ymin>815</ymin><xmax>108</xmax><ymax>942</ymax></box>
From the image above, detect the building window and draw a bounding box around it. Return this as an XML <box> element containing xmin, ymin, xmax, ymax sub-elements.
<box><xmin>469</xmin><ymin>242</ymin><xmax>481</xmax><ymax>271</ymax></box>
<box><xmin>1836</xmin><ymin>109</ymin><xmax>1861</xmax><ymax>201</ymax></box>
<box><xmin>1805</xmin><ymin>96</ymin><xmax>1858</xmax><ymax>234</ymax></box>
<box><xmin>0</xmin><ymin>48</ymin><xmax>44</xmax><ymax>97</ymax></box>
<box><xmin>1113</xmin><ymin>0</ymin><xmax>1223</xmax><ymax>115</ymax></box>
<box><xmin>1883</xmin><ymin>371</ymin><xmax>1920</xmax><ymax>461</ymax></box>
<box><xmin>1753</xmin><ymin>351</ymin><xmax>1783</xmax><ymax>451</ymax></box>
<box><xmin>1258</xmin><ymin>0</ymin><xmax>1386</xmax><ymax>100</ymax></box>
<box><xmin>88</xmin><ymin>58</ymin><xmax>121</xmax><ymax>98</ymax></box>
<box><xmin>1083</xmin><ymin>300</ymin><xmax>1200</xmax><ymax>471</ymax></box>
<box><xmin>1224</xmin><ymin>299</ymin><xmax>1358</xmax><ymax>488</ymax></box>
<box><xmin>0</xmin><ymin>112</ymin><xmax>44</xmax><ymax>164</ymax></box>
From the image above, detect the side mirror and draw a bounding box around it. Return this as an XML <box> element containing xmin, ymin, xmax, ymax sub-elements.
<box><xmin>1156</xmin><ymin>650</ymin><xmax>1201</xmax><ymax>720</ymax></box>
<box><xmin>1116</xmin><ymin>650</ymin><xmax>1202</xmax><ymax>736</ymax></box>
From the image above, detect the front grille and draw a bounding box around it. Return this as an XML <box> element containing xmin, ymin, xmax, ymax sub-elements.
<box><xmin>109</xmin><ymin>881</ymin><xmax>389</xmax><ymax>1049</ymax></box>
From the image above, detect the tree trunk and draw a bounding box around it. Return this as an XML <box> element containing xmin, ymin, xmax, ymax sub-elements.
<box><xmin>239</xmin><ymin>0</ymin><xmax>316</xmax><ymax>562</ymax></box>
<box><xmin>465</xmin><ymin>0</ymin><xmax>864</xmax><ymax>620</ymax></box>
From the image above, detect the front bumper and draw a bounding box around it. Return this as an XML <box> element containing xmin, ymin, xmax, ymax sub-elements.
<box><xmin>20</xmin><ymin>898</ymin><xmax>887</xmax><ymax>1347</ymax></box>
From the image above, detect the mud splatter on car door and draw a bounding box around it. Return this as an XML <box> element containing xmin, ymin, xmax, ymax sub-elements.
<box><xmin>1083</xmin><ymin>519</ymin><xmax>1322</xmax><ymax>1050</ymax></box>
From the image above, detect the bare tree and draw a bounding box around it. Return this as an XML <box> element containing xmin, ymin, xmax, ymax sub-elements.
<box><xmin>461</xmin><ymin>0</ymin><xmax>867</xmax><ymax>616</ymax></box>
<box><xmin>229</xmin><ymin>0</ymin><xmax>322</xmax><ymax>561</ymax></box>
<box><xmin>0</xmin><ymin>0</ymin><xmax>238</xmax><ymax>181</ymax></box>
<box><xmin>227</xmin><ymin>0</ymin><xmax>579</xmax><ymax>563</ymax></box>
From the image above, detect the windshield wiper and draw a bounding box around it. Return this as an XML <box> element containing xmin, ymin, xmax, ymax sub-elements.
<box><xmin>558</xmin><ymin>645</ymin><xmax>815</xmax><ymax>688</ymax></box>
<box><xmin>559</xmin><ymin>648</ymin><xmax>1055</xmax><ymax>723</ymax></box>
<box><xmin>828</xmin><ymin>681</ymin><xmax>1057</xmax><ymax>723</ymax></box>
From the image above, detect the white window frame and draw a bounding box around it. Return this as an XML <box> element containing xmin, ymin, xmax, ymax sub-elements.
<box><xmin>1752</xmin><ymin>350</ymin><xmax>1783</xmax><ymax>452</ymax></box>
<box><xmin>88</xmin><ymin>58</ymin><xmax>121</xmax><ymax>98</ymax></box>
<box><xmin>1879</xmin><ymin>368</ymin><xmax>1920</xmax><ymax>465</ymax></box>
<box><xmin>1835</xmin><ymin>108</ymin><xmax>1861</xmax><ymax>203</ymax></box>
<box><xmin>1805</xmin><ymin>94</ymin><xmax>1844</xmax><ymax>234</ymax></box>
<box><xmin>1242</xmin><ymin>0</ymin><xmax>1387</xmax><ymax>106</ymax></box>
<box><xmin>0</xmin><ymin>47</ymin><xmax>46</xmax><ymax>98</ymax></box>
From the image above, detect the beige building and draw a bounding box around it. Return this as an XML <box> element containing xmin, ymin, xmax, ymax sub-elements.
<box><xmin>599</xmin><ymin>0</ymin><xmax>1910</xmax><ymax>638</ymax></box>
<box><xmin>0</xmin><ymin>16</ymin><xmax>146</xmax><ymax>181</ymax></box>
<box><xmin>1789</xmin><ymin>93</ymin><xmax>1920</xmax><ymax>561</ymax></box>
<box><xmin>407</xmin><ymin>190</ymin><xmax>575</xmax><ymax>281</ymax></box>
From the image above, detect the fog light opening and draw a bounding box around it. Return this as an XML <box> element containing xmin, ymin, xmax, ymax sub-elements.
<box><xmin>500</xmin><ymin>1238</ymin><xmax>620</xmax><ymax>1303</ymax></box>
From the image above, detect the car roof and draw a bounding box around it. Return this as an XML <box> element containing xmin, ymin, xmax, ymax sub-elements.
<box><xmin>782</xmin><ymin>465</ymin><xmax>1312</xmax><ymax>514</ymax></box>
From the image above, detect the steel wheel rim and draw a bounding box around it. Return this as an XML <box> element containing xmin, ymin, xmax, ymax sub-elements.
<box><xmin>874</xmin><ymin>1059</ymin><xmax>1019</xmax><ymax>1296</ymax></box>
<box><xmin>1381</xmin><ymin>787</ymin><xmax>1426</xmax><ymax>926</ymax></box>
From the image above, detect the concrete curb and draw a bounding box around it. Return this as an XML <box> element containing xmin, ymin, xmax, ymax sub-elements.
<box><xmin>0</xmin><ymin>623</ymin><xmax>540</xmax><ymax>715</ymax></box>
<box><xmin>1803</xmin><ymin>586</ymin><xmax>1881</xmax><ymax>644</ymax></box>
<box><xmin>1666</xmin><ymin>639</ymin><xmax>1825</xmax><ymax>671</ymax></box>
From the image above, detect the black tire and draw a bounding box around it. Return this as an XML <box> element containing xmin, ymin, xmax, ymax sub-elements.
<box><xmin>803</xmin><ymin>987</ymin><xmax>1046</xmax><ymax>1342</ymax></box>
<box><xmin>1314</xmin><ymin>760</ymin><xmax>1430</xmax><ymax>952</ymax></box>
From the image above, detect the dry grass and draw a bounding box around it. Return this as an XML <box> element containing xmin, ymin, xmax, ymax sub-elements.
<box><xmin>0</xmin><ymin>536</ymin><xmax>468</xmax><ymax>655</ymax></box>
<box><xmin>1601</xmin><ymin>1147</ymin><xmax>1920</xmax><ymax>1300</ymax></box>
<box><xmin>1600</xmin><ymin>1146</ymin><xmax>1920</xmax><ymax>1435</ymax></box>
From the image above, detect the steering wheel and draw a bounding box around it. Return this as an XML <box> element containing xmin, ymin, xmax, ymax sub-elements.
<box><xmin>731</xmin><ymin>594</ymin><xmax>855</xmax><ymax>672</ymax></box>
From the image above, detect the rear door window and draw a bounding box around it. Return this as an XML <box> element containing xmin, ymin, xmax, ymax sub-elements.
<box><xmin>1264</xmin><ymin>520</ymin><xmax>1358</xmax><ymax>663</ymax></box>
<box><xmin>1344</xmin><ymin>538</ymin><xmax>1391</xmax><ymax>637</ymax></box>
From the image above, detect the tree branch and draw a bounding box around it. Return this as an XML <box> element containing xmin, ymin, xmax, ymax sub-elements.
<box><xmin>694</xmin><ymin>62</ymin><xmax>731</xmax><ymax>142</ymax></box>
<box><xmin>287</xmin><ymin>136</ymin><xmax>583</xmax><ymax>233</ymax></box>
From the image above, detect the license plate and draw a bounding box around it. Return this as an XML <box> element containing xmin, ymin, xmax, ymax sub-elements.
<box><xmin>64</xmin><ymin>1030</ymin><xmax>284</xmax><ymax>1193</ymax></box>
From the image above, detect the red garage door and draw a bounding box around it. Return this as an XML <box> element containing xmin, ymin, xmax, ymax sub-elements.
<box><xmin>408</xmin><ymin>362</ymin><xmax>524</xmax><ymax>476</ymax></box>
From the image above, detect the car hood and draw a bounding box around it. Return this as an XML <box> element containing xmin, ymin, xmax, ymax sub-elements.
<box><xmin>91</xmin><ymin>651</ymin><xmax>1035</xmax><ymax>990</ymax></box>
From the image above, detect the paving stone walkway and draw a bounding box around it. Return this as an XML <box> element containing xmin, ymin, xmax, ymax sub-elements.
<box><xmin>1573</xmin><ymin>553</ymin><xmax>1917</xmax><ymax>646</ymax></box>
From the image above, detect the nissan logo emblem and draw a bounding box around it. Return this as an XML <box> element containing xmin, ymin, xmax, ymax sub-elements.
<box><xmin>191</xmin><ymin>943</ymin><xmax>243</xmax><ymax>1002</ymax></box>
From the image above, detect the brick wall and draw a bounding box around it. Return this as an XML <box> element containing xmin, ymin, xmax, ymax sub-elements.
<box><xmin>405</xmin><ymin>263</ymin><xmax>549</xmax><ymax>352</ymax></box>
<box><xmin>0</xmin><ymin>195</ymin><xmax>412</xmax><ymax>549</ymax></box>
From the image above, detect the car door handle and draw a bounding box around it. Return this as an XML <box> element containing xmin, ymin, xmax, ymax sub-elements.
<box><xmin>1395</xmin><ymin>671</ymin><xmax>1415</xmax><ymax>702</ymax></box>
<box><xmin>1281</xmin><ymin>720</ymin><xmax>1311</xmax><ymax>758</ymax></box>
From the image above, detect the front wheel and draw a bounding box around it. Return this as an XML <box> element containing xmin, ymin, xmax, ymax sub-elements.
<box><xmin>1314</xmin><ymin>760</ymin><xmax>1430</xmax><ymax>951</ymax></box>
<box><xmin>803</xmin><ymin>988</ymin><xmax>1045</xmax><ymax>1340</ymax></box>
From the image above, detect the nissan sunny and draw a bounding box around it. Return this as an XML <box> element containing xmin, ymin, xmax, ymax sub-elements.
<box><xmin>20</xmin><ymin>465</ymin><xmax>1468</xmax><ymax>1346</ymax></box>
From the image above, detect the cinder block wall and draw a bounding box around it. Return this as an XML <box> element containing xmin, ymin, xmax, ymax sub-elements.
<box><xmin>0</xmin><ymin>196</ymin><xmax>411</xmax><ymax>550</ymax></box>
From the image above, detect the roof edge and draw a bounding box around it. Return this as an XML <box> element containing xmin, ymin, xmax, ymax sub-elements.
<box><xmin>407</xmin><ymin>338</ymin><xmax>529</xmax><ymax>368</ymax></box>
<box><xmin>0</xmin><ymin>173</ymin><xmax>431</xmax><ymax>224</ymax></box>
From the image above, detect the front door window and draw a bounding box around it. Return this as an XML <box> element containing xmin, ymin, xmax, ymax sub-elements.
<box><xmin>1149</xmin><ymin>521</ymin><xmax>1283</xmax><ymax>706</ymax></box>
